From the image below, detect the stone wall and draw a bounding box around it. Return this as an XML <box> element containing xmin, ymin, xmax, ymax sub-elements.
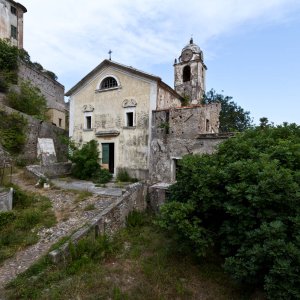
<box><xmin>0</xmin><ymin>104</ymin><xmax>68</xmax><ymax>163</ymax></box>
<box><xmin>18</xmin><ymin>61</ymin><xmax>65</xmax><ymax>109</ymax></box>
<box><xmin>149</xmin><ymin>105</ymin><xmax>232</xmax><ymax>183</ymax></box>
<box><xmin>49</xmin><ymin>182</ymin><xmax>147</xmax><ymax>264</ymax></box>
<box><xmin>0</xmin><ymin>187</ymin><xmax>13</xmax><ymax>211</ymax></box>
<box><xmin>25</xmin><ymin>162</ymin><xmax>72</xmax><ymax>180</ymax></box>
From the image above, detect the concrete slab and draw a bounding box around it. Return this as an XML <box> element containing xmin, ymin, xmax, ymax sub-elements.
<box><xmin>51</xmin><ymin>179</ymin><xmax>124</xmax><ymax>197</ymax></box>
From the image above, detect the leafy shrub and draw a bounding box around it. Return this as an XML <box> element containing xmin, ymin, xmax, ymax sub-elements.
<box><xmin>158</xmin><ymin>123</ymin><xmax>300</xmax><ymax>299</ymax></box>
<box><xmin>6</xmin><ymin>81</ymin><xmax>47</xmax><ymax>120</ymax></box>
<box><xmin>0</xmin><ymin>110</ymin><xmax>27</xmax><ymax>154</ymax></box>
<box><xmin>69</xmin><ymin>140</ymin><xmax>112</xmax><ymax>183</ymax></box>
<box><xmin>126</xmin><ymin>210</ymin><xmax>145</xmax><ymax>228</ymax></box>
<box><xmin>116</xmin><ymin>168</ymin><xmax>138</xmax><ymax>182</ymax></box>
<box><xmin>93</xmin><ymin>168</ymin><xmax>112</xmax><ymax>184</ymax></box>
<box><xmin>116</xmin><ymin>168</ymin><xmax>131</xmax><ymax>182</ymax></box>
<box><xmin>0</xmin><ymin>211</ymin><xmax>16</xmax><ymax>228</ymax></box>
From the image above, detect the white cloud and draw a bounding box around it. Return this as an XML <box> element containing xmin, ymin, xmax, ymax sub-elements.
<box><xmin>20</xmin><ymin>0</ymin><xmax>300</xmax><ymax>89</ymax></box>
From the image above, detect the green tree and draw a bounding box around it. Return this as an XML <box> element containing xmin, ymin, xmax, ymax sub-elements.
<box><xmin>158</xmin><ymin>123</ymin><xmax>300</xmax><ymax>299</ymax></box>
<box><xmin>6</xmin><ymin>81</ymin><xmax>47</xmax><ymax>120</ymax></box>
<box><xmin>202</xmin><ymin>89</ymin><xmax>252</xmax><ymax>132</ymax></box>
<box><xmin>0</xmin><ymin>39</ymin><xmax>19</xmax><ymax>89</ymax></box>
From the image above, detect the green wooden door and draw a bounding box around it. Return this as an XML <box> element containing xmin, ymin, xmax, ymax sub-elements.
<box><xmin>102</xmin><ymin>144</ymin><xmax>109</xmax><ymax>164</ymax></box>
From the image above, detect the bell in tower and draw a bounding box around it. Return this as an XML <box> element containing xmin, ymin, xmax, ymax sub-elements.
<box><xmin>174</xmin><ymin>38</ymin><xmax>207</xmax><ymax>105</ymax></box>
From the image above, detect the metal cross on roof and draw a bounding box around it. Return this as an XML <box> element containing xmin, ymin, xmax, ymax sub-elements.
<box><xmin>108</xmin><ymin>49</ymin><xmax>112</xmax><ymax>60</ymax></box>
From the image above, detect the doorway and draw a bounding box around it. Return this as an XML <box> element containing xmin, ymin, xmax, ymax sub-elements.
<box><xmin>102</xmin><ymin>143</ymin><xmax>114</xmax><ymax>173</ymax></box>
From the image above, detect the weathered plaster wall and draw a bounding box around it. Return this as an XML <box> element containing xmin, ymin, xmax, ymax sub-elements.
<box><xmin>69</xmin><ymin>66</ymin><xmax>156</xmax><ymax>179</ymax></box>
<box><xmin>49</xmin><ymin>182</ymin><xmax>147</xmax><ymax>264</ymax></box>
<box><xmin>0</xmin><ymin>104</ymin><xmax>68</xmax><ymax>163</ymax></box>
<box><xmin>46</xmin><ymin>108</ymin><xmax>66</xmax><ymax>129</ymax></box>
<box><xmin>0</xmin><ymin>0</ymin><xmax>25</xmax><ymax>48</ymax></box>
<box><xmin>156</xmin><ymin>84</ymin><xmax>181</xmax><ymax>110</ymax></box>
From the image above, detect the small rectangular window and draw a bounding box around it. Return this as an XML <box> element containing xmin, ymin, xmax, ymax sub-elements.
<box><xmin>11</xmin><ymin>6</ymin><xmax>17</xmax><ymax>15</ymax></box>
<box><xmin>58</xmin><ymin>118</ymin><xmax>62</xmax><ymax>127</ymax></box>
<box><xmin>206</xmin><ymin>119</ymin><xmax>210</xmax><ymax>132</ymax></box>
<box><xmin>11</xmin><ymin>25</ymin><xmax>17</xmax><ymax>39</ymax></box>
<box><xmin>126</xmin><ymin>112</ymin><xmax>134</xmax><ymax>127</ymax></box>
<box><xmin>86</xmin><ymin>116</ymin><xmax>92</xmax><ymax>129</ymax></box>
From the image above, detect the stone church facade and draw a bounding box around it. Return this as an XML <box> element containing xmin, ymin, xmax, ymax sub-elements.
<box><xmin>67</xmin><ymin>39</ymin><xmax>221</xmax><ymax>182</ymax></box>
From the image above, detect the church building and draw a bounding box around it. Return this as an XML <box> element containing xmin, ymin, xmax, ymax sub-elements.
<box><xmin>66</xmin><ymin>39</ymin><xmax>220</xmax><ymax>181</ymax></box>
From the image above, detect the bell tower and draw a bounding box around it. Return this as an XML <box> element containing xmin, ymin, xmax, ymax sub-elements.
<box><xmin>174</xmin><ymin>38</ymin><xmax>207</xmax><ymax>104</ymax></box>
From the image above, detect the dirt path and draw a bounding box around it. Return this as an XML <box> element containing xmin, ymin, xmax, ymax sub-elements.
<box><xmin>0</xmin><ymin>171</ymin><xmax>117</xmax><ymax>292</ymax></box>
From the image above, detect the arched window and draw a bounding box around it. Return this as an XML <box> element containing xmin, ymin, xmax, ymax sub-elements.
<box><xmin>183</xmin><ymin>65</ymin><xmax>191</xmax><ymax>82</ymax></box>
<box><xmin>100</xmin><ymin>76</ymin><xmax>118</xmax><ymax>89</ymax></box>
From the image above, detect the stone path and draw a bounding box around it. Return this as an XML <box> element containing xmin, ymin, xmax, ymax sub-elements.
<box><xmin>0</xmin><ymin>172</ymin><xmax>122</xmax><ymax>294</ymax></box>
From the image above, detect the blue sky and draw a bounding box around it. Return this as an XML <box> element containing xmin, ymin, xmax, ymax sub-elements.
<box><xmin>21</xmin><ymin>0</ymin><xmax>300</xmax><ymax>125</ymax></box>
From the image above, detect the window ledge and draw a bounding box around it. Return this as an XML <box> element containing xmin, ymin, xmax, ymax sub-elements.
<box><xmin>83</xmin><ymin>128</ymin><xmax>93</xmax><ymax>132</ymax></box>
<box><xmin>123</xmin><ymin>126</ymin><xmax>136</xmax><ymax>130</ymax></box>
<box><xmin>95</xmin><ymin>86</ymin><xmax>122</xmax><ymax>93</ymax></box>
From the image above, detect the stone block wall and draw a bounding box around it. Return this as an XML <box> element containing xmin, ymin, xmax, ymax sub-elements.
<box><xmin>0</xmin><ymin>104</ymin><xmax>68</xmax><ymax>162</ymax></box>
<box><xmin>150</xmin><ymin>104</ymin><xmax>232</xmax><ymax>183</ymax></box>
<box><xmin>49</xmin><ymin>182</ymin><xmax>147</xmax><ymax>264</ymax></box>
<box><xmin>18</xmin><ymin>61</ymin><xmax>65</xmax><ymax>109</ymax></box>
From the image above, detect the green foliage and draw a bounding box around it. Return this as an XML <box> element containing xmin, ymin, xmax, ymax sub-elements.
<box><xmin>0</xmin><ymin>211</ymin><xmax>16</xmax><ymax>228</ymax></box>
<box><xmin>6</xmin><ymin>81</ymin><xmax>48</xmax><ymax>120</ymax></box>
<box><xmin>69</xmin><ymin>140</ymin><xmax>112</xmax><ymax>183</ymax></box>
<box><xmin>116</xmin><ymin>168</ymin><xmax>131</xmax><ymax>182</ymax></box>
<box><xmin>0</xmin><ymin>39</ymin><xmax>19</xmax><ymax>72</ymax></box>
<box><xmin>202</xmin><ymin>89</ymin><xmax>253</xmax><ymax>132</ymax></box>
<box><xmin>0</xmin><ymin>110</ymin><xmax>27</xmax><ymax>154</ymax></box>
<box><xmin>181</xmin><ymin>94</ymin><xmax>190</xmax><ymax>106</ymax></box>
<box><xmin>5</xmin><ymin>213</ymin><xmax>247</xmax><ymax>299</ymax></box>
<box><xmin>116</xmin><ymin>168</ymin><xmax>138</xmax><ymax>183</ymax></box>
<box><xmin>158</xmin><ymin>123</ymin><xmax>300</xmax><ymax>299</ymax></box>
<box><xmin>93</xmin><ymin>168</ymin><xmax>113</xmax><ymax>184</ymax></box>
<box><xmin>126</xmin><ymin>210</ymin><xmax>145</xmax><ymax>228</ymax></box>
<box><xmin>0</xmin><ymin>185</ymin><xmax>56</xmax><ymax>263</ymax></box>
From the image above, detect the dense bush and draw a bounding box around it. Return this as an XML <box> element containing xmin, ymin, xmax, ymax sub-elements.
<box><xmin>158</xmin><ymin>123</ymin><xmax>300</xmax><ymax>299</ymax></box>
<box><xmin>0</xmin><ymin>110</ymin><xmax>27</xmax><ymax>154</ymax></box>
<box><xmin>6</xmin><ymin>81</ymin><xmax>47</xmax><ymax>120</ymax></box>
<box><xmin>68</xmin><ymin>140</ymin><xmax>112</xmax><ymax>183</ymax></box>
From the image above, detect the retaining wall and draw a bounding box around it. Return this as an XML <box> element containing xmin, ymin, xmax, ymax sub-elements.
<box><xmin>49</xmin><ymin>182</ymin><xmax>147</xmax><ymax>264</ymax></box>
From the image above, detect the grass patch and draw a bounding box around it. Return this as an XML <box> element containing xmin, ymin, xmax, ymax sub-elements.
<box><xmin>84</xmin><ymin>203</ymin><xmax>96</xmax><ymax>211</ymax></box>
<box><xmin>0</xmin><ymin>185</ymin><xmax>56</xmax><ymax>264</ymax></box>
<box><xmin>4</xmin><ymin>212</ymin><xmax>262</xmax><ymax>299</ymax></box>
<box><xmin>74</xmin><ymin>190</ymin><xmax>93</xmax><ymax>203</ymax></box>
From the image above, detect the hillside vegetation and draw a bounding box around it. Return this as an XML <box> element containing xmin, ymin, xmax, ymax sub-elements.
<box><xmin>158</xmin><ymin>122</ymin><xmax>300</xmax><ymax>299</ymax></box>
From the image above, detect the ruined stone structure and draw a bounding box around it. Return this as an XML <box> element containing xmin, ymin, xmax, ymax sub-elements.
<box><xmin>18</xmin><ymin>61</ymin><xmax>67</xmax><ymax>129</ymax></box>
<box><xmin>0</xmin><ymin>0</ymin><xmax>26</xmax><ymax>48</ymax></box>
<box><xmin>67</xmin><ymin>40</ymin><xmax>221</xmax><ymax>181</ymax></box>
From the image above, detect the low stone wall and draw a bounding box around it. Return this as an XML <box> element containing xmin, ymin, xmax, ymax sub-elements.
<box><xmin>148</xmin><ymin>183</ymin><xmax>171</xmax><ymax>212</ymax></box>
<box><xmin>49</xmin><ymin>182</ymin><xmax>147</xmax><ymax>264</ymax></box>
<box><xmin>0</xmin><ymin>187</ymin><xmax>13</xmax><ymax>211</ymax></box>
<box><xmin>25</xmin><ymin>162</ymin><xmax>72</xmax><ymax>180</ymax></box>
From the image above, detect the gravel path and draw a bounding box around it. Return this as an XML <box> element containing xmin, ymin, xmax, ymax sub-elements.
<box><xmin>0</xmin><ymin>172</ymin><xmax>118</xmax><ymax>293</ymax></box>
